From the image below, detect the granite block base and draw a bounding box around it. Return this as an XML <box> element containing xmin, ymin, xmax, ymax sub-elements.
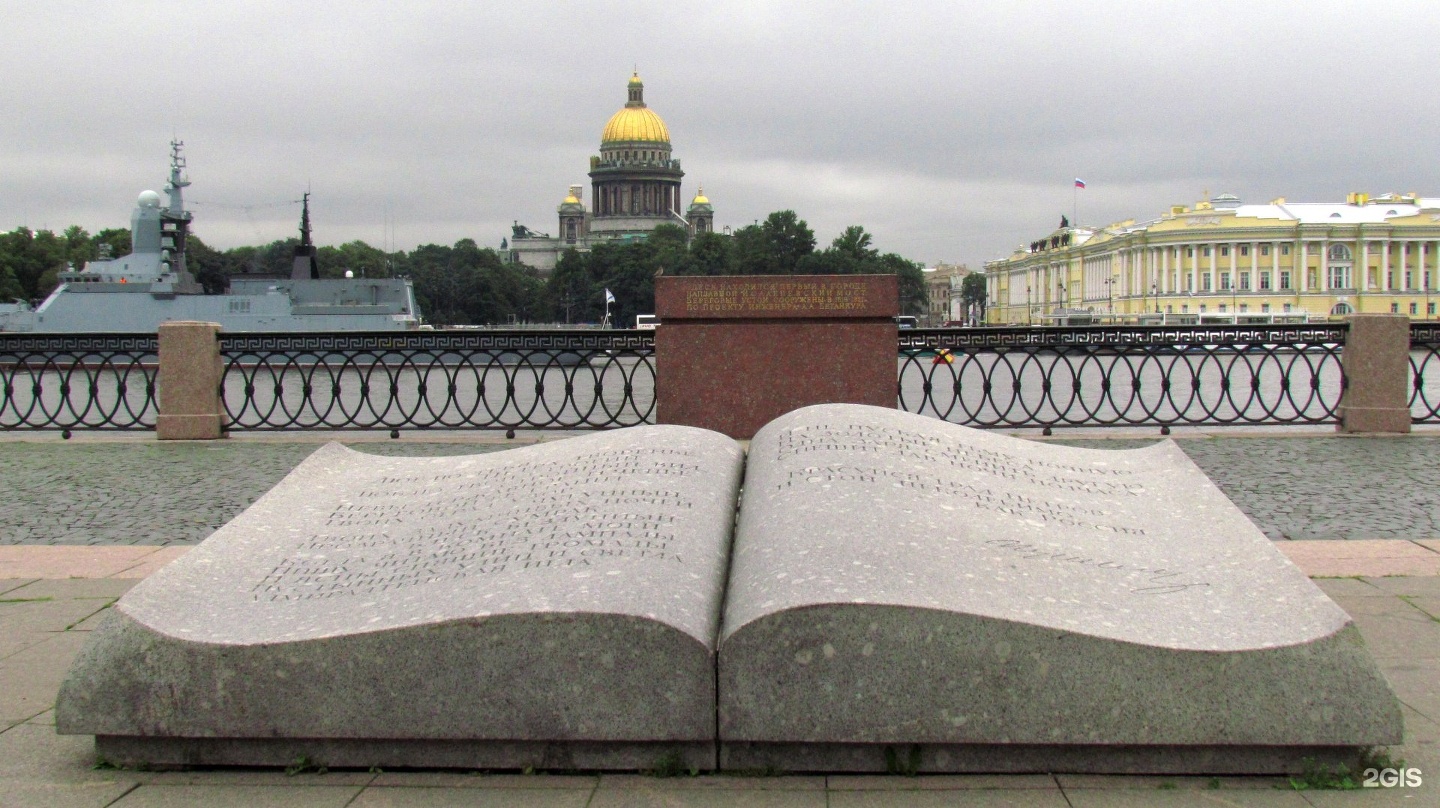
<box><xmin>719</xmin><ymin>742</ymin><xmax>1373</xmax><ymax>775</ymax></box>
<box><xmin>1338</xmin><ymin>406</ymin><xmax>1412</xmax><ymax>434</ymax></box>
<box><xmin>95</xmin><ymin>736</ymin><xmax>716</xmax><ymax>772</ymax></box>
<box><xmin>155</xmin><ymin>413</ymin><xmax>224</xmax><ymax>441</ymax></box>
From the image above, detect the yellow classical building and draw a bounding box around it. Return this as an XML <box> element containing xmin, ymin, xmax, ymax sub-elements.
<box><xmin>984</xmin><ymin>193</ymin><xmax>1440</xmax><ymax>324</ymax></box>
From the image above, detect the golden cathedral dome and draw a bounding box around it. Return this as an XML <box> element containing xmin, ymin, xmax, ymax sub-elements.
<box><xmin>602</xmin><ymin>108</ymin><xmax>670</xmax><ymax>143</ymax></box>
<box><xmin>601</xmin><ymin>72</ymin><xmax>671</xmax><ymax>144</ymax></box>
<box><xmin>691</xmin><ymin>187</ymin><xmax>709</xmax><ymax>205</ymax></box>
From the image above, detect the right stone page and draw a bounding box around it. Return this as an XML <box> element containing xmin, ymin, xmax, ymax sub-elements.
<box><xmin>719</xmin><ymin>403</ymin><xmax>1401</xmax><ymax>773</ymax></box>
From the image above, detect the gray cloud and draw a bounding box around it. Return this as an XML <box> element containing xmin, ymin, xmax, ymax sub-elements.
<box><xmin>2</xmin><ymin>2</ymin><xmax>1435</xmax><ymax>268</ymax></box>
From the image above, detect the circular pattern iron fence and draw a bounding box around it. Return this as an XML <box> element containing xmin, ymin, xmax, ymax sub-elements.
<box><xmin>219</xmin><ymin>331</ymin><xmax>655</xmax><ymax>431</ymax></box>
<box><xmin>1411</xmin><ymin>323</ymin><xmax>1440</xmax><ymax>423</ymax></box>
<box><xmin>898</xmin><ymin>325</ymin><xmax>1347</xmax><ymax>429</ymax></box>
<box><xmin>0</xmin><ymin>334</ymin><xmax>158</xmax><ymax>430</ymax></box>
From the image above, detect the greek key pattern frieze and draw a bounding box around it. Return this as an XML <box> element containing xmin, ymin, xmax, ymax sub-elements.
<box><xmin>898</xmin><ymin>325</ymin><xmax>1347</xmax><ymax>350</ymax></box>
<box><xmin>0</xmin><ymin>333</ymin><xmax>158</xmax><ymax>354</ymax></box>
<box><xmin>218</xmin><ymin>330</ymin><xmax>654</xmax><ymax>354</ymax></box>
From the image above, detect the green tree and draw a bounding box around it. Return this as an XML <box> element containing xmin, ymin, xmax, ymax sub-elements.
<box><xmin>92</xmin><ymin>228</ymin><xmax>131</xmax><ymax>259</ymax></box>
<box><xmin>732</xmin><ymin>211</ymin><xmax>816</xmax><ymax>275</ymax></box>
<box><xmin>882</xmin><ymin>253</ymin><xmax>928</xmax><ymax>317</ymax></box>
<box><xmin>588</xmin><ymin>240</ymin><xmax>657</xmax><ymax>326</ymax></box>
<box><xmin>62</xmin><ymin>225</ymin><xmax>93</xmax><ymax>271</ymax></box>
<box><xmin>680</xmin><ymin>231</ymin><xmax>733</xmax><ymax>276</ymax></box>
<box><xmin>763</xmin><ymin>211</ymin><xmax>816</xmax><ymax>273</ymax></box>
<box><xmin>830</xmin><ymin>225</ymin><xmax>877</xmax><ymax>264</ymax></box>
<box><xmin>188</xmin><ymin>236</ymin><xmax>233</xmax><ymax>294</ymax></box>
<box><xmin>318</xmin><ymin>240</ymin><xmax>393</xmax><ymax>279</ymax></box>
<box><xmin>403</xmin><ymin>243</ymin><xmax>463</xmax><ymax>326</ymax></box>
<box><xmin>546</xmin><ymin>248</ymin><xmax>596</xmax><ymax>324</ymax></box>
<box><xmin>0</xmin><ymin>261</ymin><xmax>21</xmax><ymax>301</ymax></box>
<box><xmin>960</xmin><ymin>272</ymin><xmax>987</xmax><ymax>324</ymax></box>
<box><xmin>0</xmin><ymin>227</ymin><xmax>67</xmax><ymax>300</ymax></box>
<box><xmin>648</xmin><ymin>223</ymin><xmax>690</xmax><ymax>275</ymax></box>
<box><xmin>729</xmin><ymin>224</ymin><xmax>772</xmax><ymax>275</ymax></box>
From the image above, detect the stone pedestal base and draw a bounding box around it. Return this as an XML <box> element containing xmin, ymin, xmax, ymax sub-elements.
<box><xmin>156</xmin><ymin>321</ymin><xmax>225</xmax><ymax>441</ymax></box>
<box><xmin>657</xmin><ymin>321</ymin><xmax>895</xmax><ymax>439</ymax></box>
<box><xmin>1337</xmin><ymin>406</ymin><xmax>1413</xmax><ymax>434</ymax></box>
<box><xmin>155</xmin><ymin>414</ymin><xmax>224</xmax><ymax>441</ymax></box>
<box><xmin>654</xmin><ymin>275</ymin><xmax>899</xmax><ymax>439</ymax></box>
<box><xmin>720</xmin><ymin>742</ymin><xmax>1373</xmax><ymax>776</ymax></box>
<box><xmin>1339</xmin><ymin>314</ymin><xmax>1411</xmax><ymax>434</ymax></box>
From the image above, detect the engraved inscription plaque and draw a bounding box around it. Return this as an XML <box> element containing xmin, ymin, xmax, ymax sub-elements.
<box><xmin>655</xmin><ymin>274</ymin><xmax>898</xmax><ymax>320</ymax></box>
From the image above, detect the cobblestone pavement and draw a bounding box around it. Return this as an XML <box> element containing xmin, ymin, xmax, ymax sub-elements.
<box><xmin>0</xmin><ymin>442</ymin><xmax>510</xmax><ymax>546</ymax></box>
<box><xmin>1055</xmin><ymin>435</ymin><xmax>1440</xmax><ymax>540</ymax></box>
<box><xmin>2</xmin><ymin>435</ymin><xmax>1438</xmax><ymax>545</ymax></box>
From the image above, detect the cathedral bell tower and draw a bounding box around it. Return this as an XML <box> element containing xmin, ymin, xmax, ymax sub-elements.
<box><xmin>686</xmin><ymin>186</ymin><xmax>714</xmax><ymax>235</ymax></box>
<box><xmin>557</xmin><ymin>185</ymin><xmax>587</xmax><ymax>244</ymax></box>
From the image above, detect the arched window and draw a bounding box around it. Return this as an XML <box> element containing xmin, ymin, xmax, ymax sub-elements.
<box><xmin>1331</xmin><ymin>302</ymin><xmax>1354</xmax><ymax>315</ymax></box>
<box><xmin>1328</xmin><ymin>244</ymin><xmax>1352</xmax><ymax>262</ymax></box>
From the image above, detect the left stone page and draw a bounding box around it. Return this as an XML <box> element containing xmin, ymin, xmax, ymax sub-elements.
<box><xmin>57</xmin><ymin>427</ymin><xmax>743</xmax><ymax>770</ymax></box>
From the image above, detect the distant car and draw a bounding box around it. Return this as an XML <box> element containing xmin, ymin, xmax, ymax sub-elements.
<box><xmin>895</xmin><ymin>316</ymin><xmax>918</xmax><ymax>329</ymax></box>
<box><xmin>635</xmin><ymin>314</ymin><xmax>660</xmax><ymax>330</ymax></box>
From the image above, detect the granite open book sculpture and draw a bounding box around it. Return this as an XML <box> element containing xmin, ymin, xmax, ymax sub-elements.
<box><xmin>57</xmin><ymin>404</ymin><xmax>1402</xmax><ymax>773</ymax></box>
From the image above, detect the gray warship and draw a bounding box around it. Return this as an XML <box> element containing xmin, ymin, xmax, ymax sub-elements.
<box><xmin>0</xmin><ymin>143</ymin><xmax>421</xmax><ymax>333</ymax></box>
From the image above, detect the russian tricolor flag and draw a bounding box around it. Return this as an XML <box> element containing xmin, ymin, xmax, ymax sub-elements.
<box><xmin>1074</xmin><ymin>178</ymin><xmax>1086</xmax><ymax>189</ymax></box>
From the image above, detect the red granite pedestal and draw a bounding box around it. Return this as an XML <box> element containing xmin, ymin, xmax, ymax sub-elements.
<box><xmin>654</xmin><ymin>275</ymin><xmax>898</xmax><ymax>439</ymax></box>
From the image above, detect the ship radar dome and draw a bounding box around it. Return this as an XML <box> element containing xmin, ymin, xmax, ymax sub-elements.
<box><xmin>137</xmin><ymin>190</ymin><xmax>161</xmax><ymax>208</ymax></box>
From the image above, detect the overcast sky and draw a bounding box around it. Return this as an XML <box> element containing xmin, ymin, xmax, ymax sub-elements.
<box><xmin>3</xmin><ymin>2</ymin><xmax>1437</xmax><ymax>268</ymax></box>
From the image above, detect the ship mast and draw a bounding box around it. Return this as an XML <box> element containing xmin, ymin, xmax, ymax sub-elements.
<box><xmin>160</xmin><ymin>140</ymin><xmax>196</xmax><ymax>288</ymax></box>
<box><xmin>291</xmin><ymin>192</ymin><xmax>320</xmax><ymax>280</ymax></box>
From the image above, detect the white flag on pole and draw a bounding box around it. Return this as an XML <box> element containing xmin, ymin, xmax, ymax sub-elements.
<box><xmin>604</xmin><ymin>288</ymin><xmax>616</xmax><ymax>305</ymax></box>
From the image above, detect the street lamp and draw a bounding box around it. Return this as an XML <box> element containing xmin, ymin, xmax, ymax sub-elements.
<box><xmin>1026</xmin><ymin>285</ymin><xmax>1032</xmax><ymax>326</ymax></box>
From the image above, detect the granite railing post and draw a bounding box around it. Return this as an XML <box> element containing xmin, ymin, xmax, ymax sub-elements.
<box><xmin>156</xmin><ymin>321</ymin><xmax>225</xmax><ymax>440</ymax></box>
<box><xmin>1339</xmin><ymin>313</ymin><xmax>1411</xmax><ymax>434</ymax></box>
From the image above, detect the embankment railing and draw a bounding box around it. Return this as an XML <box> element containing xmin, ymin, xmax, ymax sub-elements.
<box><xmin>218</xmin><ymin>331</ymin><xmax>656</xmax><ymax>432</ymax></box>
<box><xmin>0</xmin><ymin>334</ymin><xmax>158</xmax><ymax>431</ymax></box>
<box><xmin>1409</xmin><ymin>322</ymin><xmax>1440</xmax><ymax>424</ymax></box>
<box><xmin>898</xmin><ymin>324</ymin><xmax>1349</xmax><ymax>432</ymax></box>
<box><xmin>4</xmin><ymin>316</ymin><xmax>1435</xmax><ymax>434</ymax></box>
